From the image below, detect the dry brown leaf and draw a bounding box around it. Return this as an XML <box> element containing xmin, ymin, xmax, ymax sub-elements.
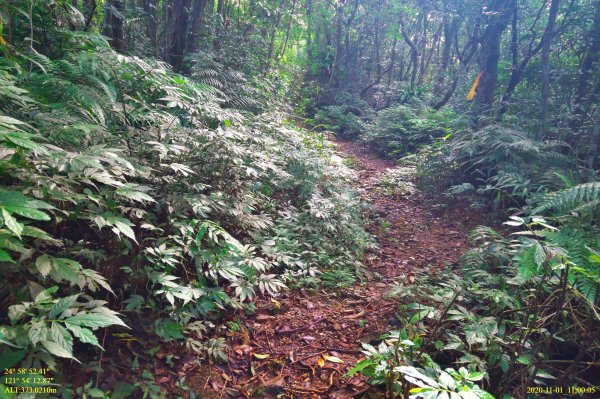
<box><xmin>317</xmin><ymin>357</ymin><xmax>325</xmax><ymax>367</ymax></box>
<box><xmin>242</xmin><ymin>329</ymin><xmax>250</xmax><ymax>346</ymax></box>
<box><xmin>345</xmin><ymin>310</ymin><xmax>365</xmax><ymax>319</ymax></box>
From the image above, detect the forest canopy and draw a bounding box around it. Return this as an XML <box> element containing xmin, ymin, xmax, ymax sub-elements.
<box><xmin>0</xmin><ymin>0</ymin><xmax>599</xmax><ymax>397</ymax></box>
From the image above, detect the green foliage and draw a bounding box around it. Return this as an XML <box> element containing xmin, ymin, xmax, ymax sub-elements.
<box><xmin>361</xmin><ymin>105</ymin><xmax>456</xmax><ymax>158</ymax></box>
<box><xmin>348</xmin><ymin>330</ymin><xmax>493</xmax><ymax>398</ymax></box>
<box><xmin>419</xmin><ymin>124</ymin><xmax>575</xmax><ymax>208</ymax></box>
<box><xmin>533</xmin><ymin>182</ymin><xmax>600</xmax><ymax>219</ymax></box>
<box><xmin>312</xmin><ymin>105</ymin><xmax>363</xmax><ymax>138</ymax></box>
<box><xmin>362</xmin><ymin>216</ymin><xmax>600</xmax><ymax>398</ymax></box>
<box><xmin>0</xmin><ymin>33</ymin><xmax>371</xmax><ymax>391</ymax></box>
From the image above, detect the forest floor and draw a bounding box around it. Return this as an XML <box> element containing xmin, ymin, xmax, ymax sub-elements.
<box><xmin>185</xmin><ymin>140</ymin><xmax>485</xmax><ymax>399</ymax></box>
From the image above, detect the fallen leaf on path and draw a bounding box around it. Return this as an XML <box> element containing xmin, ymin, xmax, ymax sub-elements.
<box><xmin>317</xmin><ymin>357</ymin><xmax>325</xmax><ymax>367</ymax></box>
<box><xmin>270</xmin><ymin>298</ymin><xmax>281</xmax><ymax>309</ymax></box>
<box><xmin>323</xmin><ymin>355</ymin><xmax>344</xmax><ymax>363</ymax></box>
<box><xmin>345</xmin><ymin>310</ymin><xmax>365</xmax><ymax>319</ymax></box>
<box><xmin>210</xmin><ymin>380</ymin><xmax>221</xmax><ymax>392</ymax></box>
<box><xmin>253</xmin><ymin>353</ymin><xmax>270</xmax><ymax>359</ymax></box>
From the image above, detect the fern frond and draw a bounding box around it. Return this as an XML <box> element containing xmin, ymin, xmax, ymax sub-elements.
<box><xmin>533</xmin><ymin>182</ymin><xmax>600</xmax><ymax>217</ymax></box>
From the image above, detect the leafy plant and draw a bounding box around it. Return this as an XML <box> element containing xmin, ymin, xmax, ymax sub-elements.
<box><xmin>348</xmin><ymin>330</ymin><xmax>493</xmax><ymax>398</ymax></box>
<box><xmin>361</xmin><ymin>105</ymin><xmax>455</xmax><ymax>158</ymax></box>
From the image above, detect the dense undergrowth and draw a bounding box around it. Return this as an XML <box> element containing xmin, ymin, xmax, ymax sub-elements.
<box><xmin>312</xmin><ymin>91</ymin><xmax>600</xmax><ymax>397</ymax></box>
<box><xmin>0</xmin><ymin>33</ymin><xmax>373</xmax><ymax>396</ymax></box>
<box><xmin>2</xmin><ymin>0</ymin><xmax>600</xmax><ymax>396</ymax></box>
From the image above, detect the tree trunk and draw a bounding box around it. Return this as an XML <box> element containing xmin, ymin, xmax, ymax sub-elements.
<box><xmin>83</xmin><ymin>0</ymin><xmax>97</xmax><ymax>31</ymax></box>
<box><xmin>474</xmin><ymin>0</ymin><xmax>515</xmax><ymax>124</ymax></box>
<box><xmin>586</xmin><ymin>118</ymin><xmax>600</xmax><ymax>169</ymax></box>
<box><xmin>535</xmin><ymin>0</ymin><xmax>560</xmax><ymax>141</ymax></box>
<box><xmin>386</xmin><ymin>35</ymin><xmax>398</xmax><ymax>89</ymax></box>
<box><xmin>433</xmin><ymin>41</ymin><xmax>478</xmax><ymax>110</ymax></box>
<box><xmin>187</xmin><ymin>0</ymin><xmax>207</xmax><ymax>54</ymax></box>
<box><xmin>399</xmin><ymin>16</ymin><xmax>418</xmax><ymax>89</ymax></box>
<box><xmin>344</xmin><ymin>0</ymin><xmax>359</xmax><ymax>85</ymax></box>
<box><xmin>417</xmin><ymin>10</ymin><xmax>428</xmax><ymax>86</ymax></box>
<box><xmin>214</xmin><ymin>0</ymin><xmax>225</xmax><ymax>50</ymax></box>
<box><xmin>328</xmin><ymin>5</ymin><xmax>344</xmax><ymax>87</ymax></box>
<box><xmin>435</xmin><ymin>15</ymin><xmax>459</xmax><ymax>95</ymax></box>
<box><xmin>374</xmin><ymin>0</ymin><xmax>382</xmax><ymax>79</ymax></box>
<box><xmin>496</xmin><ymin>1</ymin><xmax>550</xmax><ymax>118</ymax></box>
<box><xmin>103</xmin><ymin>0</ymin><xmax>125</xmax><ymax>52</ymax></box>
<box><xmin>277</xmin><ymin>0</ymin><xmax>297</xmax><ymax>61</ymax></box>
<box><xmin>267</xmin><ymin>11</ymin><xmax>282</xmax><ymax>66</ymax></box>
<box><xmin>165</xmin><ymin>0</ymin><xmax>191</xmax><ymax>71</ymax></box>
<box><xmin>141</xmin><ymin>0</ymin><xmax>158</xmax><ymax>56</ymax></box>
<box><xmin>570</xmin><ymin>0</ymin><xmax>600</xmax><ymax>135</ymax></box>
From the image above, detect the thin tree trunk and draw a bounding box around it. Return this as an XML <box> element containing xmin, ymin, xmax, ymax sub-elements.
<box><xmin>344</xmin><ymin>0</ymin><xmax>359</xmax><ymax>85</ymax></box>
<box><xmin>141</xmin><ymin>0</ymin><xmax>158</xmax><ymax>56</ymax></box>
<box><xmin>214</xmin><ymin>0</ymin><xmax>225</xmax><ymax>50</ymax></box>
<box><xmin>423</xmin><ymin>24</ymin><xmax>442</xmax><ymax>85</ymax></box>
<box><xmin>417</xmin><ymin>11</ymin><xmax>428</xmax><ymax>86</ymax></box>
<box><xmin>83</xmin><ymin>0</ymin><xmax>97</xmax><ymax>31</ymax></box>
<box><xmin>328</xmin><ymin>5</ymin><xmax>343</xmax><ymax>87</ymax></box>
<box><xmin>433</xmin><ymin>41</ymin><xmax>478</xmax><ymax>110</ymax></box>
<box><xmin>103</xmin><ymin>0</ymin><xmax>125</xmax><ymax>52</ymax></box>
<box><xmin>165</xmin><ymin>0</ymin><xmax>191</xmax><ymax>70</ymax></box>
<box><xmin>374</xmin><ymin>0</ymin><xmax>382</xmax><ymax>79</ymax></box>
<box><xmin>586</xmin><ymin>118</ymin><xmax>600</xmax><ymax>169</ymax></box>
<box><xmin>435</xmin><ymin>15</ymin><xmax>458</xmax><ymax>95</ymax></box>
<box><xmin>569</xmin><ymin>0</ymin><xmax>600</xmax><ymax>136</ymax></box>
<box><xmin>399</xmin><ymin>16</ymin><xmax>418</xmax><ymax>89</ymax></box>
<box><xmin>535</xmin><ymin>0</ymin><xmax>560</xmax><ymax>141</ymax></box>
<box><xmin>187</xmin><ymin>0</ymin><xmax>207</xmax><ymax>54</ymax></box>
<box><xmin>497</xmin><ymin>1</ymin><xmax>548</xmax><ymax>118</ymax></box>
<box><xmin>277</xmin><ymin>0</ymin><xmax>297</xmax><ymax>61</ymax></box>
<box><xmin>267</xmin><ymin>11</ymin><xmax>282</xmax><ymax>66</ymax></box>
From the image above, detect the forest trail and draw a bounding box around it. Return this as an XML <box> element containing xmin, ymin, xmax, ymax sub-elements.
<box><xmin>190</xmin><ymin>140</ymin><xmax>479</xmax><ymax>398</ymax></box>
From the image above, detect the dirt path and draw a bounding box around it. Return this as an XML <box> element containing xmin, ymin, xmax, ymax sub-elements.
<box><xmin>187</xmin><ymin>140</ymin><xmax>479</xmax><ymax>398</ymax></box>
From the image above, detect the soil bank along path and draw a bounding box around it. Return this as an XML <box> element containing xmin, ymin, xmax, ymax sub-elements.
<box><xmin>188</xmin><ymin>140</ymin><xmax>479</xmax><ymax>398</ymax></box>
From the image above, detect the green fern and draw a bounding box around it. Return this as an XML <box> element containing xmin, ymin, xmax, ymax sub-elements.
<box><xmin>533</xmin><ymin>182</ymin><xmax>600</xmax><ymax>217</ymax></box>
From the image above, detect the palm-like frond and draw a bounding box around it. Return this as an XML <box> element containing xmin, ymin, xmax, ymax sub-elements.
<box><xmin>533</xmin><ymin>182</ymin><xmax>600</xmax><ymax>217</ymax></box>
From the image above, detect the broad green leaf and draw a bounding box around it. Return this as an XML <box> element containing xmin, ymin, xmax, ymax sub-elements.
<box><xmin>113</xmin><ymin>221</ymin><xmax>137</xmax><ymax>242</ymax></box>
<box><xmin>51</xmin><ymin>258</ymin><xmax>80</xmax><ymax>284</ymax></box>
<box><xmin>34</xmin><ymin>285</ymin><xmax>58</xmax><ymax>302</ymax></box>
<box><xmin>28</xmin><ymin>320</ymin><xmax>47</xmax><ymax>345</ymax></box>
<box><xmin>1</xmin><ymin>208</ymin><xmax>22</xmax><ymax>237</ymax></box>
<box><xmin>41</xmin><ymin>340</ymin><xmax>75</xmax><ymax>360</ymax></box>
<box><xmin>0</xmin><ymin>332</ymin><xmax>21</xmax><ymax>348</ymax></box>
<box><xmin>467</xmin><ymin>371</ymin><xmax>486</xmax><ymax>381</ymax></box>
<box><xmin>65</xmin><ymin>324</ymin><xmax>102</xmax><ymax>349</ymax></box>
<box><xmin>516</xmin><ymin>356</ymin><xmax>530</xmax><ymax>365</ymax></box>
<box><xmin>5</xmin><ymin>206</ymin><xmax>50</xmax><ymax>221</ymax></box>
<box><xmin>36</xmin><ymin>255</ymin><xmax>52</xmax><ymax>277</ymax></box>
<box><xmin>0</xmin><ymin>249</ymin><xmax>13</xmax><ymax>262</ymax></box>
<box><xmin>4</xmin><ymin>133</ymin><xmax>45</xmax><ymax>152</ymax></box>
<box><xmin>8</xmin><ymin>304</ymin><xmax>29</xmax><ymax>323</ymax></box>
<box><xmin>50</xmin><ymin>323</ymin><xmax>73</xmax><ymax>354</ymax></box>
<box><xmin>66</xmin><ymin>312</ymin><xmax>128</xmax><ymax>329</ymax></box>
<box><xmin>86</xmin><ymin>388</ymin><xmax>106</xmax><ymax>398</ymax></box>
<box><xmin>0</xmin><ymin>349</ymin><xmax>26</xmax><ymax>370</ymax></box>
<box><xmin>49</xmin><ymin>294</ymin><xmax>80</xmax><ymax>318</ymax></box>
